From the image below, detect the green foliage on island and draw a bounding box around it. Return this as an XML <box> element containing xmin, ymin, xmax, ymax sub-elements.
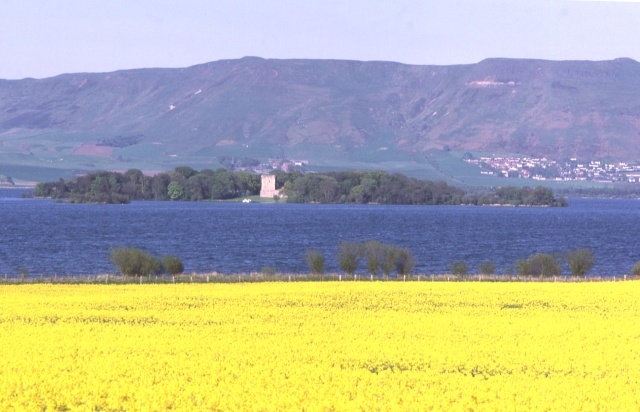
<box><xmin>278</xmin><ymin>170</ymin><xmax>567</xmax><ymax>206</ymax></box>
<box><xmin>555</xmin><ymin>186</ymin><xmax>640</xmax><ymax>199</ymax></box>
<box><xmin>34</xmin><ymin>167</ymin><xmax>567</xmax><ymax>206</ymax></box>
<box><xmin>482</xmin><ymin>186</ymin><xmax>568</xmax><ymax>207</ymax></box>
<box><xmin>35</xmin><ymin>167</ymin><xmax>261</xmax><ymax>204</ymax></box>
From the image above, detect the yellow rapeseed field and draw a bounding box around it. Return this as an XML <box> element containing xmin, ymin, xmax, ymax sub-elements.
<box><xmin>1</xmin><ymin>282</ymin><xmax>639</xmax><ymax>411</ymax></box>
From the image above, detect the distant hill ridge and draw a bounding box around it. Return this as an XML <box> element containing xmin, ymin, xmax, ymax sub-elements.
<box><xmin>2</xmin><ymin>56</ymin><xmax>640</xmax><ymax>163</ymax></box>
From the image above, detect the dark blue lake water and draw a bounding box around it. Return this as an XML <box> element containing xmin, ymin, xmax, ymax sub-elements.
<box><xmin>1</xmin><ymin>188</ymin><xmax>639</xmax><ymax>276</ymax></box>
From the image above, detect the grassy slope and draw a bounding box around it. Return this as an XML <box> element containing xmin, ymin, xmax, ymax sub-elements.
<box><xmin>2</xmin><ymin>57</ymin><xmax>640</xmax><ymax>183</ymax></box>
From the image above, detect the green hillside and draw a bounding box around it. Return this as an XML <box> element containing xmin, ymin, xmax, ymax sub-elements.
<box><xmin>2</xmin><ymin>56</ymin><xmax>640</xmax><ymax>183</ymax></box>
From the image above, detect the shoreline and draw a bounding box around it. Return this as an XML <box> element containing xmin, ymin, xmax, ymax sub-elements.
<box><xmin>1</xmin><ymin>272</ymin><xmax>637</xmax><ymax>284</ymax></box>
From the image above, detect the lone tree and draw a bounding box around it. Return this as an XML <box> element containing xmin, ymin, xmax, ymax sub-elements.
<box><xmin>632</xmin><ymin>262</ymin><xmax>640</xmax><ymax>276</ymax></box>
<box><xmin>381</xmin><ymin>245</ymin><xmax>399</xmax><ymax>281</ymax></box>
<box><xmin>515</xmin><ymin>259</ymin><xmax>531</xmax><ymax>277</ymax></box>
<box><xmin>396</xmin><ymin>248</ymin><xmax>416</xmax><ymax>281</ymax></box>
<box><xmin>337</xmin><ymin>241</ymin><xmax>363</xmax><ymax>278</ymax></box>
<box><xmin>163</xmin><ymin>255</ymin><xmax>184</xmax><ymax>275</ymax></box>
<box><xmin>479</xmin><ymin>261</ymin><xmax>496</xmax><ymax>276</ymax></box>
<box><xmin>304</xmin><ymin>250</ymin><xmax>325</xmax><ymax>275</ymax></box>
<box><xmin>450</xmin><ymin>261</ymin><xmax>467</xmax><ymax>279</ymax></box>
<box><xmin>110</xmin><ymin>247</ymin><xmax>160</xmax><ymax>276</ymax></box>
<box><xmin>565</xmin><ymin>249</ymin><xmax>595</xmax><ymax>277</ymax></box>
<box><xmin>364</xmin><ymin>240</ymin><xmax>385</xmax><ymax>280</ymax></box>
<box><xmin>528</xmin><ymin>253</ymin><xmax>561</xmax><ymax>277</ymax></box>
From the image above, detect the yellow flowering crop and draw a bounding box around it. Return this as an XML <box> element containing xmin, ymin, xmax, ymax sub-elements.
<box><xmin>1</xmin><ymin>282</ymin><xmax>639</xmax><ymax>411</ymax></box>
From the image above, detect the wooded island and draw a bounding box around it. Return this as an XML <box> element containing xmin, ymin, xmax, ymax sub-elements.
<box><xmin>35</xmin><ymin>167</ymin><xmax>567</xmax><ymax>207</ymax></box>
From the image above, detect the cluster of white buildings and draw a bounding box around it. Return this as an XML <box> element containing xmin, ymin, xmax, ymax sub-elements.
<box><xmin>465</xmin><ymin>156</ymin><xmax>640</xmax><ymax>183</ymax></box>
<box><xmin>253</xmin><ymin>159</ymin><xmax>309</xmax><ymax>174</ymax></box>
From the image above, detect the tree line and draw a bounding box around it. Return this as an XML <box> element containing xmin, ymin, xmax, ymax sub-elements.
<box><xmin>11</xmin><ymin>245</ymin><xmax>640</xmax><ymax>280</ymax></box>
<box><xmin>274</xmin><ymin>170</ymin><xmax>566</xmax><ymax>206</ymax></box>
<box><xmin>34</xmin><ymin>166</ymin><xmax>567</xmax><ymax>206</ymax></box>
<box><xmin>446</xmin><ymin>249</ymin><xmax>604</xmax><ymax>278</ymax></box>
<box><xmin>34</xmin><ymin>166</ymin><xmax>261</xmax><ymax>204</ymax></box>
<box><xmin>303</xmin><ymin>241</ymin><xmax>416</xmax><ymax>281</ymax></box>
<box><xmin>555</xmin><ymin>186</ymin><xmax>640</xmax><ymax>199</ymax></box>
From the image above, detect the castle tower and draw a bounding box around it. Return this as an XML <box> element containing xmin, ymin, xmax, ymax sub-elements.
<box><xmin>260</xmin><ymin>175</ymin><xmax>279</xmax><ymax>198</ymax></box>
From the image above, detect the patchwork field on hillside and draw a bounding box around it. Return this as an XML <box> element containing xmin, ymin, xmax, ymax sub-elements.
<box><xmin>1</xmin><ymin>283</ymin><xmax>638</xmax><ymax>410</ymax></box>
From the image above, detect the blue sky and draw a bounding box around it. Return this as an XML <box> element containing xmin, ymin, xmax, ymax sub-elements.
<box><xmin>1</xmin><ymin>0</ymin><xmax>639</xmax><ymax>79</ymax></box>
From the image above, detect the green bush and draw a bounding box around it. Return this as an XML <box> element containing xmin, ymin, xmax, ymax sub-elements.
<box><xmin>163</xmin><ymin>255</ymin><xmax>184</xmax><ymax>275</ymax></box>
<box><xmin>304</xmin><ymin>250</ymin><xmax>325</xmax><ymax>275</ymax></box>
<box><xmin>479</xmin><ymin>261</ymin><xmax>496</xmax><ymax>276</ymax></box>
<box><xmin>528</xmin><ymin>253</ymin><xmax>561</xmax><ymax>277</ymax></box>
<box><xmin>396</xmin><ymin>248</ymin><xmax>416</xmax><ymax>278</ymax></box>
<box><xmin>565</xmin><ymin>249</ymin><xmax>595</xmax><ymax>277</ymax></box>
<box><xmin>109</xmin><ymin>247</ymin><xmax>160</xmax><ymax>276</ymax></box>
<box><xmin>516</xmin><ymin>253</ymin><xmax>561</xmax><ymax>277</ymax></box>
<box><xmin>450</xmin><ymin>261</ymin><xmax>467</xmax><ymax>277</ymax></box>
<box><xmin>381</xmin><ymin>245</ymin><xmax>399</xmax><ymax>280</ymax></box>
<box><xmin>515</xmin><ymin>259</ymin><xmax>531</xmax><ymax>276</ymax></box>
<box><xmin>631</xmin><ymin>262</ymin><xmax>640</xmax><ymax>276</ymax></box>
<box><xmin>364</xmin><ymin>240</ymin><xmax>385</xmax><ymax>277</ymax></box>
<box><xmin>337</xmin><ymin>241</ymin><xmax>364</xmax><ymax>276</ymax></box>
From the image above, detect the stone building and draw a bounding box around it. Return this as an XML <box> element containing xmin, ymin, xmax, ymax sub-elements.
<box><xmin>260</xmin><ymin>175</ymin><xmax>280</xmax><ymax>198</ymax></box>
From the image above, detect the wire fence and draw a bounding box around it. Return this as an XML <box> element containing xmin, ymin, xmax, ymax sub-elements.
<box><xmin>0</xmin><ymin>272</ymin><xmax>637</xmax><ymax>285</ymax></box>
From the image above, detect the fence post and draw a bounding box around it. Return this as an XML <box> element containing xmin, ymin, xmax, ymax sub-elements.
<box><xmin>172</xmin><ymin>275</ymin><xmax>175</xmax><ymax>284</ymax></box>
<box><xmin>339</xmin><ymin>274</ymin><xmax>342</xmax><ymax>282</ymax></box>
<box><xmin>207</xmin><ymin>275</ymin><xmax>209</xmax><ymax>283</ymax></box>
<box><xmin>140</xmin><ymin>276</ymin><xmax>142</xmax><ymax>285</ymax></box>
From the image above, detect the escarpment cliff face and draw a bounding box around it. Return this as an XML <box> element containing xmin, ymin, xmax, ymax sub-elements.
<box><xmin>2</xmin><ymin>56</ymin><xmax>640</xmax><ymax>161</ymax></box>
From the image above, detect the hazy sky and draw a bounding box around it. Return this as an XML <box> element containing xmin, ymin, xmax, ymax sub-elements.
<box><xmin>1</xmin><ymin>0</ymin><xmax>640</xmax><ymax>79</ymax></box>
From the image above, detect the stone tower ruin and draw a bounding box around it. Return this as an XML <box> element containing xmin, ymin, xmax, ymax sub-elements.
<box><xmin>260</xmin><ymin>175</ymin><xmax>279</xmax><ymax>198</ymax></box>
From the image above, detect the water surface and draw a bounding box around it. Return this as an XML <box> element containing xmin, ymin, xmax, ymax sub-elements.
<box><xmin>1</xmin><ymin>189</ymin><xmax>639</xmax><ymax>276</ymax></box>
